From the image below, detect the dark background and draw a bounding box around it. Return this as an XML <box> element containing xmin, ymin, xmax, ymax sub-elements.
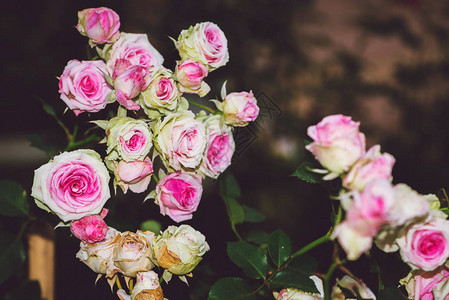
<box><xmin>2</xmin><ymin>0</ymin><xmax>449</xmax><ymax>299</ymax></box>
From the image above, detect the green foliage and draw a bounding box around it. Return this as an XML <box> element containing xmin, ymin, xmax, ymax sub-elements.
<box><xmin>0</xmin><ymin>180</ymin><xmax>29</xmax><ymax>217</ymax></box>
<box><xmin>292</xmin><ymin>162</ymin><xmax>323</xmax><ymax>184</ymax></box>
<box><xmin>246</xmin><ymin>229</ymin><xmax>270</xmax><ymax>245</ymax></box>
<box><xmin>242</xmin><ymin>205</ymin><xmax>265</xmax><ymax>223</ymax></box>
<box><xmin>208</xmin><ymin>277</ymin><xmax>255</xmax><ymax>300</ymax></box>
<box><xmin>268</xmin><ymin>230</ymin><xmax>292</xmax><ymax>267</ymax></box>
<box><xmin>227</xmin><ymin>241</ymin><xmax>268</xmax><ymax>279</ymax></box>
<box><xmin>219</xmin><ymin>172</ymin><xmax>241</xmax><ymax>199</ymax></box>
<box><xmin>287</xmin><ymin>254</ymin><xmax>318</xmax><ymax>274</ymax></box>
<box><xmin>26</xmin><ymin>133</ymin><xmax>54</xmax><ymax>158</ymax></box>
<box><xmin>0</xmin><ymin>231</ymin><xmax>26</xmax><ymax>284</ymax></box>
<box><xmin>140</xmin><ymin>219</ymin><xmax>162</xmax><ymax>234</ymax></box>
<box><xmin>270</xmin><ymin>269</ymin><xmax>318</xmax><ymax>293</ymax></box>
<box><xmin>222</xmin><ymin>196</ymin><xmax>245</xmax><ymax>225</ymax></box>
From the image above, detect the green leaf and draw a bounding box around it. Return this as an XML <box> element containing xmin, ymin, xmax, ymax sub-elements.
<box><xmin>292</xmin><ymin>162</ymin><xmax>323</xmax><ymax>184</ymax></box>
<box><xmin>220</xmin><ymin>172</ymin><xmax>241</xmax><ymax>198</ymax></box>
<box><xmin>3</xmin><ymin>280</ymin><xmax>41</xmax><ymax>300</ymax></box>
<box><xmin>246</xmin><ymin>229</ymin><xmax>270</xmax><ymax>245</ymax></box>
<box><xmin>208</xmin><ymin>277</ymin><xmax>255</xmax><ymax>300</ymax></box>
<box><xmin>222</xmin><ymin>196</ymin><xmax>245</xmax><ymax>225</ymax></box>
<box><xmin>0</xmin><ymin>180</ymin><xmax>29</xmax><ymax>217</ymax></box>
<box><xmin>268</xmin><ymin>230</ymin><xmax>292</xmax><ymax>267</ymax></box>
<box><xmin>242</xmin><ymin>205</ymin><xmax>265</xmax><ymax>223</ymax></box>
<box><xmin>287</xmin><ymin>254</ymin><xmax>318</xmax><ymax>274</ymax></box>
<box><xmin>26</xmin><ymin>134</ymin><xmax>53</xmax><ymax>157</ymax></box>
<box><xmin>270</xmin><ymin>269</ymin><xmax>318</xmax><ymax>293</ymax></box>
<box><xmin>227</xmin><ymin>241</ymin><xmax>268</xmax><ymax>279</ymax></box>
<box><xmin>378</xmin><ymin>287</ymin><xmax>408</xmax><ymax>300</ymax></box>
<box><xmin>0</xmin><ymin>231</ymin><xmax>26</xmax><ymax>283</ymax></box>
<box><xmin>140</xmin><ymin>220</ymin><xmax>162</xmax><ymax>234</ymax></box>
<box><xmin>42</xmin><ymin>102</ymin><xmax>57</xmax><ymax>118</ymax></box>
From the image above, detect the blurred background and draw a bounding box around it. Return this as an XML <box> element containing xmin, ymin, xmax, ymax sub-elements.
<box><xmin>2</xmin><ymin>0</ymin><xmax>449</xmax><ymax>299</ymax></box>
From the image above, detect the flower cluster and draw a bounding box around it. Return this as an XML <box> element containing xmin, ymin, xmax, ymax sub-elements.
<box><xmin>306</xmin><ymin>114</ymin><xmax>449</xmax><ymax>299</ymax></box>
<box><xmin>31</xmin><ymin>6</ymin><xmax>259</xmax><ymax>299</ymax></box>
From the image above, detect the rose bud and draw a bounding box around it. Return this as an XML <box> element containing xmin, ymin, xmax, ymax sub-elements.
<box><xmin>31</xmin><ymin>149</ymin><xmax>110</xmax><ymax>222</ymax></box>
<box><xmin>198</xmin><ymin>115</ymin><xmax>235</xmax><ymax>178</ymax></box>
<box><xmin>70</xmin><ymin>208</ymin><xmax>109</xmax><ymax>243</ymax></box>
<box><xmin>331</xmin><ymin>275</ymin><xmax>376</xmax><ymax>300</ymax></box>
<box><xmin>113</xmin><ymin>59</ymin><xmax>151</xmax><ymax>111</ymax></box>
<box><xmin>113</xmin><ymin>158</ymin><xmax>154</xmax><ymax>194</ymax></box>
<box><xmin>76</xmin><ymin>227</ymin><xmax>121</xmax><ymax>277</ymax></box>
<box><xmin>76</xmin><ymin>7</ymin><xmax>120</xmax><ymax>45</ymax></box>
<box><xmin>58</xmin><ymin>60</ymin><xmax>113</xmax><ymax>116</ymax></box>
<box><xmin>306</xmin><ymin>114</ymin><xmax>366</xmax><ymax>175</ymax></box>
<box><xmin>130</xmin><ymin>271</ymin><xmax>164</xmax><ymax>300</ymax></box>
<box><xmin>222</xmin><ymin>91</ymin><xmax>259</xmax><ymax>127</ymax></box>
<box><xmin>175</xmin><ymin>60</ymin><xmax>210</xmax><ymax>97</ymax></box>
<box><xmin>155</xmin><ymin>171</ymin><xmax>203</xmax><ymax>223</ymax></box>
<box><xmin>343</xmin><ymin>145</ymin><xmax>395</xmax><ymax>191</ymax></box>
<box><xmin>177</xmin><ymin>22</ymin><xmax>229</xmax><ymax>71</ymax></box>
<box><xmin>113</xmin><ymin>231</ymin><xmax>155</xmax><ymax>277</ymax></box>
<box><xmin>153</xmin><ymin>225</ymin><xmax>209</xmax><ymax>276</ymax></box>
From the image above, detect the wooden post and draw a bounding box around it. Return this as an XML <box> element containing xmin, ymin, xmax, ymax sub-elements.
<box><xmin>28</xmin><ymin>221</ymin><xmax>55</xmax><ymax>300</ymax></box>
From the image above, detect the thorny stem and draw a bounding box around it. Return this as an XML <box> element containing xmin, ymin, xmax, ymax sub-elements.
<box><xmin>187</xmin><ymin>100</ymin><xmax>216</xmax><ymax>114</ymax></box>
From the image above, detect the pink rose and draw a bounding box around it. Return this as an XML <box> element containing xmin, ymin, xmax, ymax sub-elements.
<box><xmin>113</xmin><ymin>158</ymin><xmax>154</xmax><ymax>193</ymax></box>
<box><xmin>156</xmin><ymin>171</ymin><xmax>203</xmax><ymax>222</ymax></box>
<box><xmin>404</xmin><ymin>268</ymin><xmax>449</xmax><ymax>300</ymax></box>
<box><xmin>31</xmin><ymin>149</ymin><xmax>111</xmax><ymax>223</ymax></box>
<box><xmin>222</xmin><ymin>91</ymin><xmax>259</xmax><ymax>127</ymax></box>
<box><xmin>106</xmin><ymin>33</ymin><xmax>163</xmax><ymax>73</ymax></box>
<box><xmin>58</xmin><ymin>60</ymin><xmax>113</xmax><ymax>116</ymax></box>
<box><xmin>76</xmin><ymin>7</ymin><xmax>120</xmax><ymax>45</ymax></box>
<box><xmin>177</xmin><ymin>22</ymin><xmax>229</xmax><ymax>71</ymax></box>
<box><xmin>199</xmin><ymin>115</ymin><xmax>235</xmax><ymax>178</ymax></box>
<box><xmin>154</xmin><ymin>111</ymin><xmax>207</xmax><ymax>170</ymax></box>
<box><xmin>346</xmin><ymin>179</ymin><xmax>395</xmax><ymax>237</ymax></box>
<box><xmin>388</xmin><ymin>184</ymin><xmax>430</xmax><ymax>227</ymax></box>
<box><xmin>175</xmin><ymin>60</ymin><xmax>210</xmax><ymax>97</ymax></box>
<box><xmin>343</xmin><ymin>145</ymin><xmax>395</xmax><ymax>191</ymax></box>
<box><xmin>306</xmin><ymin>114</ymin><xmax>366</xmax><ymax>175</ymax></box>
<box><xmin>333</xmin><ymin>221</ymin><xmax>374</xmax><ymax>261</ymax></box>
<box><xmin>113</xmin><ymin>59</ymin><xmax>150</xmax><ymax>110</ymax></box>
<box><xmin>70</xmin><ymin>208</ymin><xmax>109</xmax><ymax>243</ymax></box>
<box><xmin>397</xmin><ymin>216</ymin><xmax>449</xmax><ymax>271</ymax></box>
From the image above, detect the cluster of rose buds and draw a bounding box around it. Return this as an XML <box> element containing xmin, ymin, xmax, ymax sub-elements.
<box><xmin>303</xmin><ymin>114</ymin><xmax>449</xmax><ymax>299</ymax></box>
<box><xmin>31</xmin><ymin>6</ymin><xmax>259</xmax><ymax>299</ymax></box>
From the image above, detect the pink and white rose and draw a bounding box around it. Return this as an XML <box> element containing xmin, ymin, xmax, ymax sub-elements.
<box><xmin>113</xmin><ymin>158</ymin><xmax>154</xmax><ymax>194</ymax></box>
<box><xmin>331</xmin><ymin>276</ymin><xmax>376</xmax><ymax>300</ymax></box>
<box><xmin>388</xmin><ymin>184</ymin><xmax>430</xmax><ymax>227</ymax></box>
<box><xmin>221</xmin><ymin>91</ymin><xmax>259</xmax><ymax>127</ymax></box>
<box><xmin>273</xmin><ymin>276</ymin><xmax>324</xmax><ymax>299</ymax></box>
<box><xmin>76</xmin><ymin>7</ymin><xmax>120</xmax><ymax>45</ymax></box>
<box><xmin>343</xmin><ymin>145</ymin><xmax>395</xmax><ymax>191</ymax></box>
<box><xmin>177</xmin><ymin>22</ymin><xmax>229</xmax><ymax>71</ymax></box>
<box><xmin>31</xmin><ymin>149</ymin><xmax>111</xmax><ymax>223</ymax></box>
<box><xmin>306</xmin><ymin>114</ymin><xmax>366</xmax><ymax>175</ymax></box>
<box><xmin>130</xmin><ymin>271</ymin><xmax>164</xmax><ymax>300</ymax></box>
<box><xmin>154</xmin><ymin>111</ymin><xmax>206</xmax><ymax>170</ymax></box>
<box><xmin>333</xmin><ymin>221</ymin><xmax>373</xmax><ymax>261</ymax></box>
<box><xmin>113</xmin><ymin>59</ymin><xmax>151</xmax><ymax>111</ymax></box>
<box><xmin>156</xmin><ymin>171</ymin><xmax>203</xmax><ymax>223</ymax></box>
<box><xmin>199</xmin><ymin>115</ymin><xmax>235</xmax><ymax>178</ymax></box>
<box><xmin>175</xmin><ymin>59</ymin><xmax>210</xmax><ymax>97</ymax></box>
<box><xmin>104</xmin><ymin>116</ymin><xmax>153</xmax><ymax>163</ymax></box>
<box><xmin>139</xmin><ymin>67</ymin><xmax>181</xmax><ymax>118</ymax></box>
<box><xmin>397</xmin><ymin>216</ymin><xmax>449</xmax><ymax>271</ymax></box>
<box><xmin>58</xmin><ymin>60</ymin><xmax>113</xmax><ymax>116</ymax></box>
<box><xmin>106</xmin><ymin>33</ymin><xmax>164</xmax><ymax>73</ymax></box>
<box><xmin>403</xmin><ymin>268</ymin><xmax>449</xmax><ymax>300</ymax></box>
<box><xmin>70</xmin><ymin>208</ymin><xmax>109</xmax><ymax>243</ymax></box>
